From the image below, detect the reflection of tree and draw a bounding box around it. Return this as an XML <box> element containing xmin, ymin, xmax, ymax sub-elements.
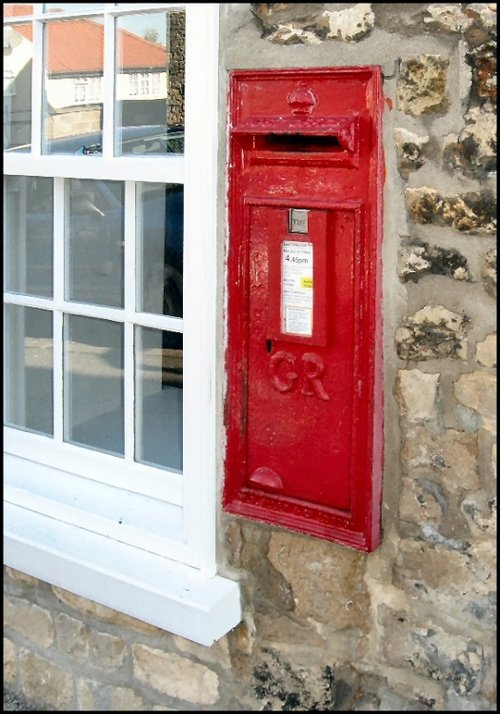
<box><xmin>143</xmin><ymin>28</ymin><xmax>159</xmax><ymax>44</ymax></box>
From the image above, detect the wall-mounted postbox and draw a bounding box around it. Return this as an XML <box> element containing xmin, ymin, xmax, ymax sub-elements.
<box><xmin>223</xmin><ymin>68</ymin><xmax>384</xmax><ymax>552</ymax></box>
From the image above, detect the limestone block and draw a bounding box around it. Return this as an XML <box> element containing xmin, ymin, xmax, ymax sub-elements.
<box><xmin>263</xmin><ymin>25</ymin><xmax>321</xmax><ymax>45</ymax></box>
<box><xmin>3</xmin><ymin>638</ymin><xmax>16</xmax><ymax>686</ymax></box>
<box><xmin>423</xmin><ymin>4</ymin><xmax>473</xmax><ymax>33</ymax></box>
<box><xmin>394</xmin><ymin>541</ymin><xmax>469</xmax><ymax>599</ymax></box>
<box><xmin>19</xmin><ymin>649</ymin><xmax>74</xmax><ymax>710</ymax></box>
<box><xmin>251</xmin><ymin>647</ymin><xmax>337</xmax><ymax>710</ymax></box>
<box><xmin>5</xmin><ymin>567</ymin><xmax>38</xmax><ymax>586</ymax></box>
<box><xmin>251</xmin><ymin>3</ymin><xmax>375</xmax><ymax>43</ymax></box>
<box><xmin>396</xmin><ymin>305</ymin><xmax>469</xmax><ymax>361</ymax></box>
<box><xmin>132</xmin><ymin>644</ymin><xmax>219</xmax><ymax>705</ymax></box>
<box><xmin>76</xmin><ymin>679</ymin><xmax>98</xmax><ymax>711</ymax></box>
<box><xmin>55</xmin><ymin>613</ymin><xmax>90</xmax><ymax>662</ymax></box>
<box><xmin>253</xmin><ymin>611</ymin><xmax>326</xmax><ymax>648</ymax></box>
<box><xmin>476</xmin><ymin>332</ymin><xmax>496</xmax><ymax>367</ymax></box>
<box><xmin>110</xmin><ymin>687</ymin><xmax>146</xmax><ymax>710</ymax></box>
<box><xmin>229</xmin><ymin>620</ymin><xmax>255</xmax><ymax>656</ymax></box>
<box><xmin>317</xmin><ymin>4</ymin><xmax>375</xmax><ymax>41</ymax></box>
<box><xmin>379</xmin><ymin>606</ymin><xmax>484</xmax><ymax>695</ymax></box>
<box><xmin>231</xmin><ymin>522</ymin><xmax>295</xmax><ymax>612</ymax></box>
<box><xmin>52</xmin><ymin>586</ymin><xmax>165</xmax><ymax>635</ymax></box>
<box><xmin>460</xmin><ymin>491</ymin><xmax>497</xmax><ymax>537</ymax></box>
<box><xmin>89</xmin><ymin>630</ymin><xmax>127</xmax><ymax>670</ymax></box>
<box><xmin>398</xmin><ymin>240</ymin><xmax>470</xmax><ymax>282</ymax></box>
<box><xmin>397</xmin><ymin>55</ymin><xmax>449</xmax><ymax>116</ymax></box>
<box><xmin>455</xmin><ymin>371</ymin><xmax>497</xmax><ymax>430</ymax></box>
<box><xmin>395</xmin><ymin>537</ymin><xmax>497</xmax><ymax>615</ymax></box>
<box><xmin>267</xmin><ymin>531</ymin><xmax>369</xmax><ymax>629</ymax></box>
<box><xmin>401</xmin><ymin>426</ymin><xmax>479</xmax><ymax>493</ymax></box>
<box><xmin>468</xmin><ymin>540</ymin><xmax>497</xmax><ymax>590</ymax></box>
<box><xmin>465</xmin><ymin>40</ymin><xmax>497</xmax><ymax>105</ymax></box>
<box><xmin>445</xmin><ymin>689</ymin><xmax>497</xmax><ymax>711</ymax></box>
<box><xmin>173</xmin><ymin>632</ymin><xmax>231</xmax><ymax>669</ymax></box>
<box><xmin>406</xmin><ymin>187</ymin><xmax>497</xmax><ymax>234</ymax></box>
<box><xmin>397</xmin><ymin>368</ymin><xmax>440</xmax><ymax>422</ymax></box>
<box><xmin>4</xmin><ymin>596</ymin><xmax>55</xmax><ymax>648</ymax></box>
<box><xmin>372</xmin><ymin>4</ymin><xmax>427</xmax><ymax>35</ymax></box>
<box><xmin>465</xmin><ymin>3</ymin><xmax>498</xmax><ymax>32</ymax></box>
<box><xmin>444</xmin><ymin>109</ymin><xmax>497</xmax><ymax>178</ymax></box>
<box><xmin>394</xmin><ymin>128</ymin><xmax>430</xmax><ymax>176</ymax></box>
<box><xmin>399</xmin><ymin>477</ymin><xmax>445</xmax><ymax>524</ymax></box>
<box><xmin>251</xmin><ymin>3</ymin><xmax>325</xmax><ymax>29</ymax></box>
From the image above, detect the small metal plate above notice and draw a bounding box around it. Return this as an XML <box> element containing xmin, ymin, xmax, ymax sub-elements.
<box><xmin>289</xmin><ymin>209</ymin><xmax>309</xmax><ymax>234</ymax></box>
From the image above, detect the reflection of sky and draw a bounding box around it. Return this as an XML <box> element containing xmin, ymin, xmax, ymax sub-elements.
<box><xmin>118</xmin><ymin>13</ymin><xmax>168</xmax><ymax>46</ymax></box>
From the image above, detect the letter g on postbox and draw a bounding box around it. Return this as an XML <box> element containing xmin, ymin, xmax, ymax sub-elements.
<box><xmin>223</xmin><ymin>68</ymin><xmax>384</xmax><ymax>552</ymax></box>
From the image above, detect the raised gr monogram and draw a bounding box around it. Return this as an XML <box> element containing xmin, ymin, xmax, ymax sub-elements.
<box><xmin>269</xmin><ymin>351</ymin><xmax>329</xmax><ymax>401</ymax></box>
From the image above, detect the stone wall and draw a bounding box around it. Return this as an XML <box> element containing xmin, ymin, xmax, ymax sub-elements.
<box><xmin>4</xmin><ymin>4</ymin><xmax>497</xmax><ymax>711</ymax></box>
<box><xmin>166</xmin><ymin>10</ymin><xmax>185</xmax><ymax>127</ymax></box>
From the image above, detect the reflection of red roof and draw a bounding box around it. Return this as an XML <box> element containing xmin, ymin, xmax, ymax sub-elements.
<box><xmin>13</xmin><ymin>18</ymin><xmax>167</xmax><ymax>74</ymax></box>
<box><xmin>4</xmin><ymin>4</ymin><xmax>33</xmax><ymax>18</ymax></box>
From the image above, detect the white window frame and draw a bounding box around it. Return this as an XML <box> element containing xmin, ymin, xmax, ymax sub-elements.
<box><xmin>3</xmin><ymin>3</ymin><xmax>240</xmax><ymax>647</ymax></box>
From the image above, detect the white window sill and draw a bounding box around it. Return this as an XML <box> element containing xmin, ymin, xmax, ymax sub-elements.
<box><xmin>3</xmin><ymin>454</ymin><xmax>241</xmax><ymax>646</ymax></box>
<box><xmin>4</xmin><ymin>503</ymin><xmax>241</xmax><ymax>646</ymax></box>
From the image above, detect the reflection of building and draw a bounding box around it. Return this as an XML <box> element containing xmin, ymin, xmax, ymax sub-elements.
<box><xmin>3</xmin><ymin>20</ymin><xmax>32</xmax><ymax>148</ymax></box>
<box><xmin>5</xmin><ymin>11</ymin><xmax>176</xmax><ymax>143</ymax></box>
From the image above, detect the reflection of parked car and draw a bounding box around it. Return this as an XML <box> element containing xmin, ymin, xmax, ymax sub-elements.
<box><xmin>74</xmin><ymin>124</ymin><xmax>184</xmax><ymax>156</ymax></box>
<box><xmin>5</xmin><ymin>124</ymin><xmax>184</xmax><ymax>155</ymax></box>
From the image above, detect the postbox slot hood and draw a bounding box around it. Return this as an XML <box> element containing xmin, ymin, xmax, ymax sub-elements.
<box><xmin>230</xmin><ymin>115</ymin><xmax>359</xmax><ymax>154</ymax></box>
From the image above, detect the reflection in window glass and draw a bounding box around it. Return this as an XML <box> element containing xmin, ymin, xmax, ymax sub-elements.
<box><xmin>4</xmin><ymin>305</ymin><xmax>54</xmax><ymax>436</ymax></box>
<box><xmin>136</xmin><ymin>183</ymin><xmax>183</xmax><ymax>317</ymax></box>
<box><xmin>3</xmin><ymin>4</ymin><xmax>33</xmax><ymax>19</ymax></box>
<box><xmin>43</xmin><ymin>17</ymin><xmax>104</xmax><ymax>153</ymax></box>
<box><xmin>64</xmin><ymin>315</ymin><xmax>124</xmax><ymax>456</ymax></box>
<box><xmin>135</xmin><ymin>327</ymin><xmax>183</xmax><ymax>472</ymax></box>
<box><xmin>115</xmin><ymin>11</ymin><xmax>185</xmax><ymax>156</ymax></box>
<box><xmin>67</xmin><ymin>178</ymin><xmax>124</xmax><ymax>307</ymax></box>
<box><xmin>3</xmin><ymin>23</ymin><xmax>32</xmax><ymax>151</ymax></box>
<box><xmin>4</xmin><ymin>176</ymin><xmax>53</xmax><ymax>298</ymax></box>
<box><xmin>44</xmin><ymin>3</ymin><xmax>104</xmax><ymax>12</ymax></box>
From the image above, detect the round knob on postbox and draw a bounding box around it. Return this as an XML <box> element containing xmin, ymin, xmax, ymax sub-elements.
<box><xmin>287</xmin><ymin>81</ymin><xmax>318</xmax><ymax>115</ymax></box>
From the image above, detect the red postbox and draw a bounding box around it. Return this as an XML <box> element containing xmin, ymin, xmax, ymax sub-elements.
<box><xmin>223</xmin><ymin>67</ymin><xmax>384</xmax><ymax>551</ymax></box>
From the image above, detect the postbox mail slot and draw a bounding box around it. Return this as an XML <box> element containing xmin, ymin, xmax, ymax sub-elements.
<box><xmin>224</xmin><ymin>67</ymin><xmax>383</xmax><ymax>552</ymax></box>
<box><xmin>260</xmin><ymin>134</ymin><xmax>343</xmax><ymax>152</ymax></box>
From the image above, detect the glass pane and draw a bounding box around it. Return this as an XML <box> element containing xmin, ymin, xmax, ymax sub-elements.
<box><xmin>136</xmin><ymin>183</ymin><xmax>183</xmax><ymax>317</ymax></box>
<box><xmin>43</xmin><ymin>17</ymin><xmax>104</xmax><ymax>154</ymax></box>
<box><xmin>4</xmin><ymin>176</ymin><xmax>53</xmax><ymax>298</ymax></box>
<box><xmin>3</xmin><ymin>23</ymin><xmax>32</xmax><ymax>151</ymax></box>
<box><xmin>44</xmin><ymin>3</ymin><xmax>104</xmax><ymax>12</ymax></box>
<box><xmin>115</xmin><ymin>11</ymin><xmax>185</xmax><ymax>156</ymax></box>
<box><xmin>67</xmin><ymin>178</ymin><xmax>124</xmax><ymax>307</ymax></box>
<box><xmin>64</xmin><ymin>315</ymin><xmax>124</xmax><ymax>456</ymax></box>
<box><xmin>3</xmin><ymin>305</ymin><xmax>53</xmax><ymax>436</ymax></box>
<box><xmin>135</xmin><ymin>327</ymin><xmax>182</xmax><ymax>471</ymax></box>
